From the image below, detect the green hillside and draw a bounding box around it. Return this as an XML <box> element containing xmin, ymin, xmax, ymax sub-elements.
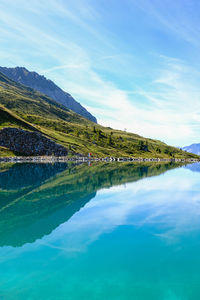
<box><xmin>0</xmin><ymin>72</ymin><xmax>197</xmax><ymax>158</ymax></box>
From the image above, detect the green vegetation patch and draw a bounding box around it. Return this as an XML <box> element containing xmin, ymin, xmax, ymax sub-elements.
<box><xmin>0</xmin><ymin>146</ymin><xmax>15</xmax><ymax>157</ymax></box>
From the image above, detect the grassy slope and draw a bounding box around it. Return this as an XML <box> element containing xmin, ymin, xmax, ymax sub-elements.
<box><xmin>0</xmin><ymin>146</ymin><xmax>15</xmax><ymax>157</ymax></box>
<box><xmin>0</xmin><ymin>72</ymin><xmax>197</xmax><ymax>158</ymax></box>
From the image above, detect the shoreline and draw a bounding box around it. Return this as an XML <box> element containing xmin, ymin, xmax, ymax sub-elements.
<box><xmin>0</xmin><ymin>156</ymin><xmax>199</xmax><ymax>163</ymax></box>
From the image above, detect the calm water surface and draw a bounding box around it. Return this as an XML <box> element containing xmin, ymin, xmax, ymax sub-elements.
<box><xmin>0</xmin><ymin>162</ymin><xmax>200</xmax><ymax>300</ymax></box>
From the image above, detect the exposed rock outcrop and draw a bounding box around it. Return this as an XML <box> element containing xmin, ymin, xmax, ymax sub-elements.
<box><xmin>0</xmin><ymin>128</ymin><xmax>68</xmax><ymax>156</ymax></box>
<box><xmin>0</xmin><ymin>66</ymin><xmax>97</xmax><ymax>123</ymax></box>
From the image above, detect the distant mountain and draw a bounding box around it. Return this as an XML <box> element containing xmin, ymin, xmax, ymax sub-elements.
<box><xmin>182</xmin><ymin>144</ymin><xmax>200</xmax><ymax>155</ymax></box>
<box><xmin>0</xmin><ymin>66</ymin><xmax>97</xmax><ymax>123</ymax></box>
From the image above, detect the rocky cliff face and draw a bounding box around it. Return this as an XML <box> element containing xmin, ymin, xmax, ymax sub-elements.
<box><xmin>0</xmin><ymin>66</ymin><xmax>97</xmax><ymax>123</ymax></box>
<box><xmin>0</xmin><ymin>128</ymin><xmax>68</xmax><ymax>156</ymax></box>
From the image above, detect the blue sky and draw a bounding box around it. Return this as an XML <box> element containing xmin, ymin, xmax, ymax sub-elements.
<box><xmin>0</xmin><ymin>0</ymin><xmax>200</xmax><ymax>146</ymax></box>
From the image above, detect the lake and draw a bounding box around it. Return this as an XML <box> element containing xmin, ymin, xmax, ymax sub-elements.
<box><xmin>0</xmin><ymin>161</ymin><xmax>200</xmax><ymax>300</ymax></box>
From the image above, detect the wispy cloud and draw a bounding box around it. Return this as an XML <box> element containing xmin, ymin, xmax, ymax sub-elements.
<box><xmin>56</xmin><ymin>55</ymin><xmax>200</xmax><ymax>146</ymax></box>
<box><xmin>132</xmin><ymin>0</ymin><xmax>200</xmax><ymax>48</ymax></box>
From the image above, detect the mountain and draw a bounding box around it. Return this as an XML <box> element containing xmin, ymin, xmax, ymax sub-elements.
<box><xmin>0</xmin><ymin>66</ymin><xmax>97</xmax><ymax>123</ymax></box>
<box><xmin>182</xmin><ymin>144</ymin><xmax>200</xmax><ymax>155</ymax></box>
<box><xmin>0</xmin><ymin>71</ymin><xmax>198</xmax><ymax>158</ymax></box>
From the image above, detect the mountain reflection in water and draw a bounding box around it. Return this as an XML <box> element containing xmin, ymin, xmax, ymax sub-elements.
<box><xmin>0</xmin><ymin>161</ymin><xmax>181</xmax><ymax>247</ymax></box>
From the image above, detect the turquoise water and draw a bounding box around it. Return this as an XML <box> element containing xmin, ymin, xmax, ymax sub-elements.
<box><xmin>0</xmin><ymin>162</ymin><xmax>200</xmax><ymax>299</ymax></box>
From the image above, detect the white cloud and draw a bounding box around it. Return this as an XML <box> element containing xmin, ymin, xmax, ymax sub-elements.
<box><xmin>53</xmin><ymin>55</ymin><xmax>200</xmax><ymax>146</ymax></box>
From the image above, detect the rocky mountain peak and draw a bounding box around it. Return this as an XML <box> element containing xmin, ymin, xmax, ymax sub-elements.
<box><xmin>0</xmin><ymin>66</ymin><xmax>97</xmax><ymax>123</ymax></box>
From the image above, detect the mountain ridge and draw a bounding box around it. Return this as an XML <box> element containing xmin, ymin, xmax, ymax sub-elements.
<box><xmin>182</xmin><ymin>143</ymin><xmax>200</xmax><ymax>155</ymax></box>
<box><xmin>0</xmin><ymin>66</ymin><xmax>97</xmax><ymax>123</ymax></box>
<box><xmin>0</xmin><ymin>71</ymin><xmax>198</xmax><ymax>158</ymax></box>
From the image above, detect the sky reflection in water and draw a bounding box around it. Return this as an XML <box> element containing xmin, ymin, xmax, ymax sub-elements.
<box><xmin>0</xmin><ymin>162</ymin><xmax>200</xmax><ymax>300</ymax></box>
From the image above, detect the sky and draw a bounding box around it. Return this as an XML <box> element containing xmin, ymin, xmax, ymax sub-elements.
<box><xmin>0</xmin><ymin>0</ymin><xmax>200</xmax><ymax>146</ymax></box>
